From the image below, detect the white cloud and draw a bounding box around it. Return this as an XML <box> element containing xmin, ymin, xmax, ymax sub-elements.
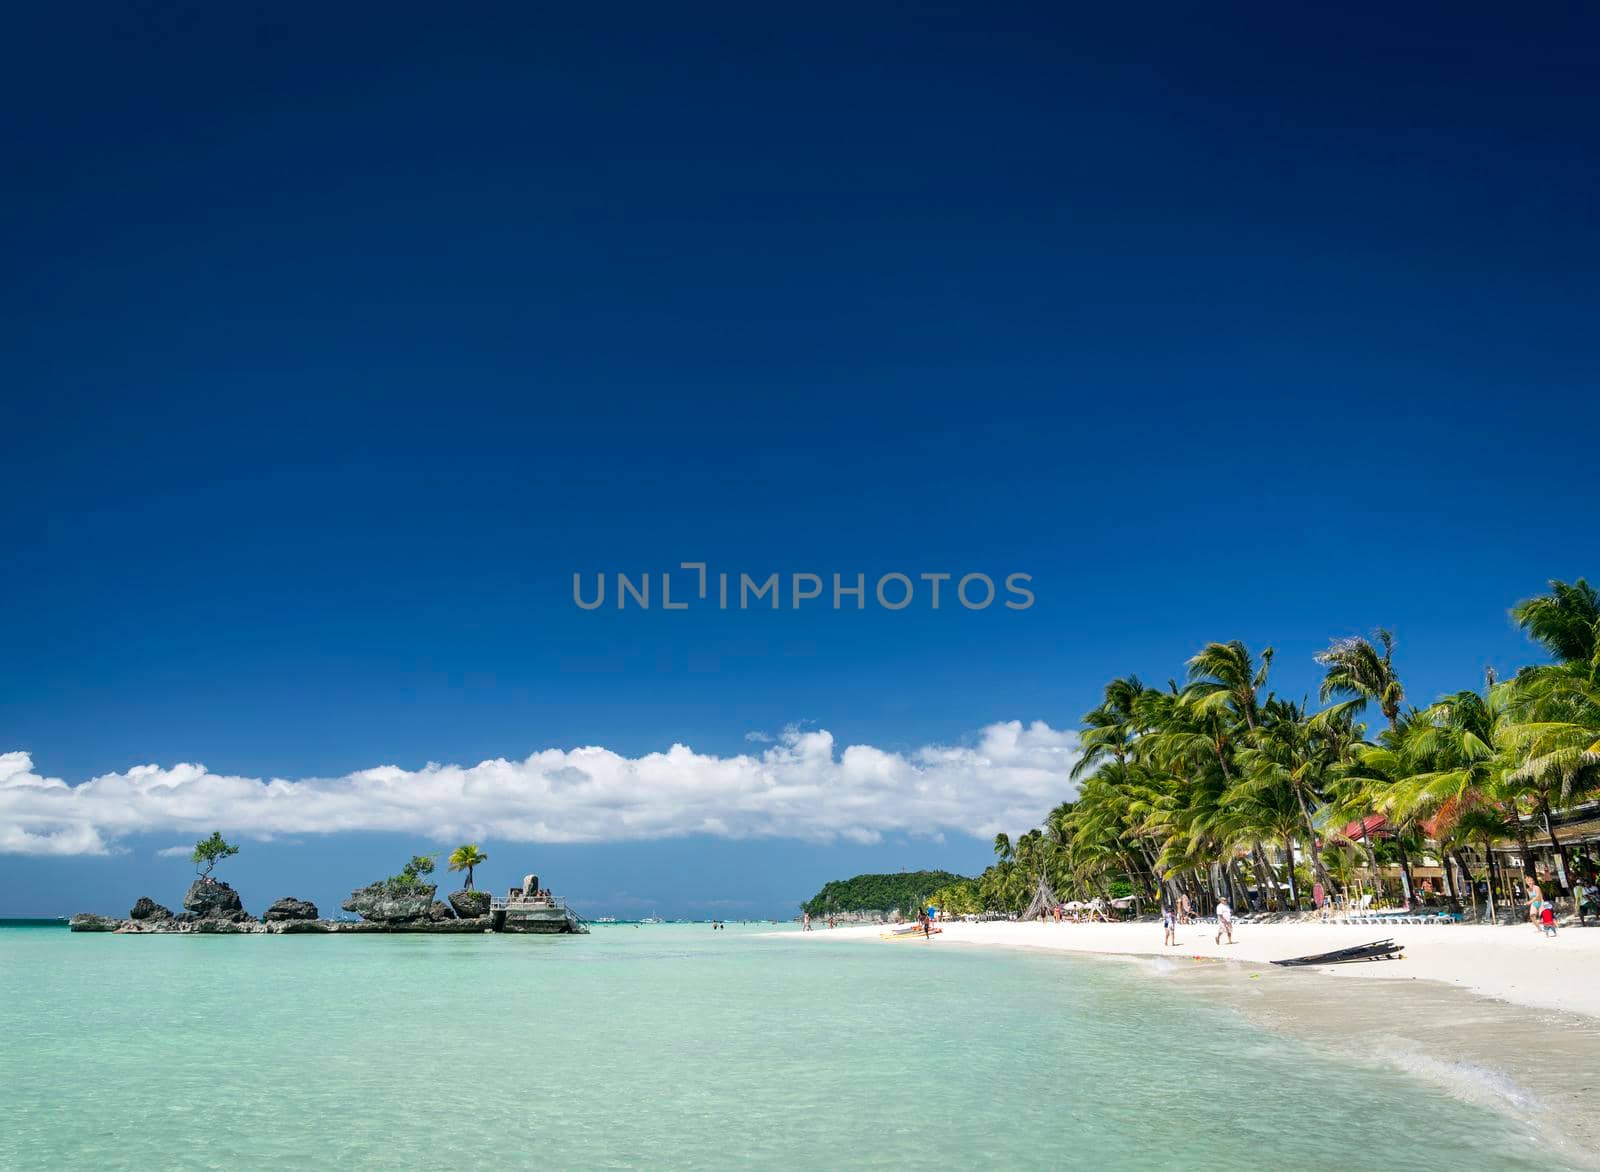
<box><xmin>155</xmin><ymin>845</ymin><xmax>193</xmax><ymax>859</ymax></box>
<box><xmin>0</xmin><ymin>722</ymin><xmax>1079</xmax><ymax>857</ymax></box>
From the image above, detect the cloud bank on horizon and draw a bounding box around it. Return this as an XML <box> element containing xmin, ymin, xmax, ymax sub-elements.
<box><xmin>0</xmin><ymin>721</ymin><xmax>1079</xmax><ymax>856</ymax></box>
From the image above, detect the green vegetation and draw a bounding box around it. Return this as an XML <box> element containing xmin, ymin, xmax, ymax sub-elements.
<box><xmin>802</xmin><ymin>870</ymin><xmax>968</xmax><ymax>917</ymax></box>
<box><xmin>190</xmin><ymin>831</ymin><xmax>239</xmax><ymax>879</ymax></box>
<box><xmin>447</xmin><ymin>844</ymin><xmax>488</xmax><ymax>889</ymax></box>
<box><xmin>385</xmin><ymin>854</ymin><xmax>437</xmax><ymax>891</ymax></box>
<box><xmin>968</xmin><ymin>578</ymin><xmax>1600</xmax><ymax>920</ymax></box>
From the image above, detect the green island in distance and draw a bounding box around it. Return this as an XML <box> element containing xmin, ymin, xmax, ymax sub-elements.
<box><xmin>801</xmin><ymin>871</ymin><xmax>968</xmax><ymax>917</ymax></box>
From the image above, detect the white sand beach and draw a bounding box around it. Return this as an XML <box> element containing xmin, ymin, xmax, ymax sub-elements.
<box><xmin>793</xmin><ymin>919</ymin><xmax>1600</xmax><ymax>1019</ymax></box>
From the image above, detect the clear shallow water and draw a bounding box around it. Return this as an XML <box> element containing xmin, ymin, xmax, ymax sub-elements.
<box><xmin>0</xmin><ymin>923</ymin><xmax>1565</xmax><ymax>1170</ymax></box>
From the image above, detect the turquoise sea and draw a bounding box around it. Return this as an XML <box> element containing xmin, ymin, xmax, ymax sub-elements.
<box><xmin>0</xmin><ymin>922</ymin><xmax>1565</xmax><ymax>1170</ymax></box>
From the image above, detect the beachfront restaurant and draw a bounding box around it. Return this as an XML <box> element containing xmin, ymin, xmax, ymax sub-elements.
<box><xmin>1342</xmin><ymin>801</ymin><xmax>1600</xmax><ymax>915</ymax></box>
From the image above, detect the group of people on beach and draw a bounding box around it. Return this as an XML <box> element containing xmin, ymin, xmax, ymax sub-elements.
<box><xmin>1158</xmin><ymin>890</ymin><xmax>1234</xmax><ymax>947</ymax></box>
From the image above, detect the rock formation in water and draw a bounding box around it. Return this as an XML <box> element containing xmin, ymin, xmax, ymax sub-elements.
<box><xmin>448</xmin><ymin>889</ymin><xmax>491</xmax><ymax>919</ymax></box>
<box><xmin>183</xmin><ymin>878</ymin><xmax>246</xmax><ymax>919</ymax></box>
<box><xmin>340</xmin><ymin>882</ymin><xmax>437</xmax><ymax>923</ymax></box>
<box><xmin>129</xmin><ymin>896</ymin><xmax>174</xmax><ymax>921</ymax></box>
<box><xmin>68</xmin><ymin>913</ymin><xmax>120</xmax><ymax>931</ymax></box>
<box><xmin>263</xmin><ymin>897</ymin><xmax>319</xmax><ymax>922</ymax></box>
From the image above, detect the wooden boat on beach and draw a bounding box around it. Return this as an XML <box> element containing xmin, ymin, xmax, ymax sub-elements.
<box><xmin>1270</xmin><ymin>938</ymin><xmax>1403</xmax><ymax>967</ymax></box>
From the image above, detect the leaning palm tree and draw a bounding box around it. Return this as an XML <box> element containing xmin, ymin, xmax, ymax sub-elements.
<box><xmin>447</xmin><ymin>843</ymin><xmax>489</xmax><ymax>889</ymax></box>
<box><xmin>1316</xmin><ymin>629</ymin><xmax>1405</xmax><ymax>731</ymax></box>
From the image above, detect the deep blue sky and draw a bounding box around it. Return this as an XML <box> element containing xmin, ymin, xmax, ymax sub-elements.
<box><xmin>3</xmin><ymin>3</ymin><xmax>1597</xmax><ymax>917</ymax></box>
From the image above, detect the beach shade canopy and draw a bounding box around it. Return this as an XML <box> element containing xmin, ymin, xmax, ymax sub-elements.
<box><xmin>1020</xmin><ymin>872</ymin><xmax>1059</xmax><ymax>920</ymax></box>
<box><xmin>1109</xmin><ymin>897</ymin><xmax>1138</xmax><ymax>907</ymax></box>
<box><xmin>1064</xmin><ymin>901</ymin><xmax>1084</xmax><ymax>910</ymax></box>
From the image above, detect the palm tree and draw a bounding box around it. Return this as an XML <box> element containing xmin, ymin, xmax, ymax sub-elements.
<box><xmin>1499</xmin><ymin>671</ymin><xmax>1600</xmax><ymax>891</ymax></box>
<box><xmin>1511</xmin><ymin>578</ymin><xmax>1600</xmax><ymax>673</ymax></box>
<box><xmin>1380</xmin><ymin>690</ymin><xmax>1516</xmax><ymax>918</ymax></box>
<box><xmin>967</xmin><ymin>582</ymin><xmax>1599</xmax><ymax>919</ymax></box>
<box><xmin>1184</xmin><ymin>640</ymin><xmax>1272</xmax><ymax>732</ymax></box>
<box><xmin>447</xmin><ymin>844</ymin><xmax>489</xmax><ymax>890</ymax></box>
<box><xmin>1234</xmin><ymin>698</ymin><xmax>1339</xmax><ymax>899</ymax></box>
<box><xmin>1072</xmin><ymin>675</ymin><xmax>1148</xmax><ymax>778</ymax></box>
<box><xmin>992</xmin><ymin>832</ymin><xmax>1013</xmax><ymax>863</ymax></box>
<box><xmin>1316</xmin><ymin>629</ymin><xmax>1405</xmax><ymax>731</ymax></box>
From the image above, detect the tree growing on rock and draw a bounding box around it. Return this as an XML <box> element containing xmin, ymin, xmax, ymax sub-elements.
<box><xmin>191</xmin><ymin>831</ymin><xmax>240</xmax><ymax>881</ymax></box>
<box><xmin>447</xmin><ymin>844</ymin><xmax>488</xmax><ymax>889</ymax></box>
<box><xmin>392</xmin><ymin>854</ymin><xmax>436</xmax><ymax>888</ymax></box>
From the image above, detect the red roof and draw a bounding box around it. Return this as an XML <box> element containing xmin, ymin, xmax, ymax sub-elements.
<box><xmin>1341</xmin><ymin>814</ymin><xmax>1390</xmax><ymax>841</ymax></box>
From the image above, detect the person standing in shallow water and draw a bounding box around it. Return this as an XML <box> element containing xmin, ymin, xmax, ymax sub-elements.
<box><xmin>803</xmin><ymin>912</ymin><xmax>812</xmax><ymax>932</ymax></box>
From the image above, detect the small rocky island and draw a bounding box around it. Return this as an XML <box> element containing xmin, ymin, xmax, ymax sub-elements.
<box><xmin>69</xmin><ymin>836</ymin><xmax>585</xmax><ymax>935</ymax></box>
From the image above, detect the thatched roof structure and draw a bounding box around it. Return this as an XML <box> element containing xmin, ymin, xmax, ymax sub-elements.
<box><xmin>1020</xmin><ymin>871</ymin><xmax>1058</xmax><ymax>921</ymax></box>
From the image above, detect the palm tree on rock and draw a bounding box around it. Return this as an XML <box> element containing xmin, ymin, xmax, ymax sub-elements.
<box><xmin>447</xmin><ymin>844</ymin><xmax>489</xmax><ymax>890</ymax></box>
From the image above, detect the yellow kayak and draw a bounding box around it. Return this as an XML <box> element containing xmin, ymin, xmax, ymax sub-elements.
<box><xmin>879</xmin><ymin>926</ymin><xmax>942</xmax><ymax>940</ymax></box>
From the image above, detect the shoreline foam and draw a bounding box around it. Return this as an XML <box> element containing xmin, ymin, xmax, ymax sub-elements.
<box><xmin>783</xmin><ymin>919</ymin><xmax>1600</xmax><ymax>1168</ymax></box>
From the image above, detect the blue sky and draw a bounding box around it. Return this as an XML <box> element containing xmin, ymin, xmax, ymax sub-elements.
<box><xmin>2</xmin><ymin>3</ymin><xmax>1598</xmax><ymax>918</ymax></box>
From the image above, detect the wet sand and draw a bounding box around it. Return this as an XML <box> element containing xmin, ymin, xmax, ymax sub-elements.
<box><xmin>1122</xmin><ymin>952</ymin><xmax>1600</xmax><ymax>1169</ymax></box>
<box><xmin>785</xmin><ymin>920</ymin><xmax>1600</xmax><ymax>1168</ymax></box>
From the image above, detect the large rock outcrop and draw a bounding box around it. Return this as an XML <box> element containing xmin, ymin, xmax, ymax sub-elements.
<box><xmin>183</xmin><ymin>878</ymin><xmax>245</xmax><ymax>919</ymax></box>
<box><xmin>129</xmin><ymin>896</ymin><xmax>174</xmax><ymax>921</ymax></box>
<box><xmin>448</xmin><ymin>889</ymin><xmax>491</xmax><ymax>920</ymax></box>
<box><xmin>341</xmin><ymin>883</ymin><xmax>437</xmax><ymax>923</ymax></box>
<box><xmin>68</xmin><ymin>913</ymin><xmax>120</xmax><ymax>932</ymax></box>
<box><xmin>263</xmin><ymin>897</ymin><xmax>319</xmax><ymax>922</ymax></box>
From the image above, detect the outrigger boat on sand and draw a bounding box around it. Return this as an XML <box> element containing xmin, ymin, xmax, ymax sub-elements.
<box><xmin>1271</xmin><ymin>938</ymin><xmax>1403</xmax><ymax>967</ymax></box>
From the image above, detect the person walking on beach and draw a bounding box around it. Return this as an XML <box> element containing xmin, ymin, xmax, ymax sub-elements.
<box><xmin>1160</xmin><ymin>893</ymin><xmax>1177</xmax><ymax>947</ymax></box>
<box><xmin>803</xmin><ymin>912</ymin><xmax>812</xmax><ymax>932</ymax></box>
<box><xmin>1579</xmin><ymin>878</ymin><xmax>1599</xmax><ymax>925</ymax></box>
<box><xmin>1214</xmin><ymin>898</ymin><xmax>1234</xmax><ymax>945</ymax></box>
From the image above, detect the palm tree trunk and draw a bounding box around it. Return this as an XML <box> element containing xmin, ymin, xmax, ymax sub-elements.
<box><xmin>1393</xmin><ymin>837</ymin><xmax>1417</xmax><ymax>907</ymax></box>
<box><xmin>1537</xmin><ymin>796</ymin><xmax>1573</xmax><ymax>894</ymax></box>
<box><xmin>1252</xmin><ymin>840</ymin><xmax>1278</xmax><ymax>912</ymax></box>
<box><xmin>1227</xmin><ymin>859</ymin><xmax>1249</xmax><ymax>911</ymax></box>
<box><xmin>1452</xmin><ymin>849</ymin><xmax>1476</xmax><ymax>919</ymax></box>
<box><xmin>1283</xmin><ymin>836</ymin><xmax>1299</xmax><ymax>908</ymax></box>
<box><xmin>1511</xmin><ymin>817</ymin><xmax>1537</xmax><ymax>887</ymax></box>
<box><xmin>1291</xmin><ymin>785</ymin><xmax>1336</xmax><ymax>899</ymax></box>
<box><xmin>1437</xmin><ymin>845</ymin><xmax>1458</xmax><ymax>907</ymax></box>
<box><xmin>1359</xmin><ymin>830</ymin><xmax>1382</xmax><ymax>902</ymax></box>
<box><xmin>1478</xmin><ymin>845</ymin><xmax>1491</xmax><ymax>922</ymax></box>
